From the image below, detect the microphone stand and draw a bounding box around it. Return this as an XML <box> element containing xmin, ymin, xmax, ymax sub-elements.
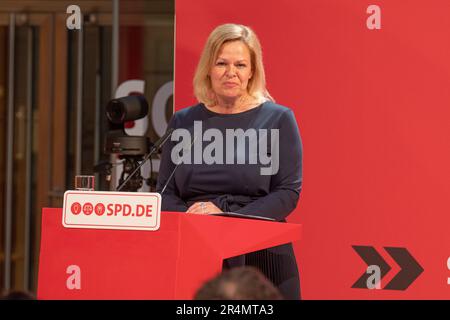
<box><xmin>116</xmin><ymin>128</ymin><xmax>174</xmax><ymax>191</ymax></box>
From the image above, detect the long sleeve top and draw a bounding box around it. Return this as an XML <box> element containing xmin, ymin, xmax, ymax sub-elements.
<box><xmin>156</xmin><ymin>101</ymin><xmax>303</xmax><ymax>221</ymax></box>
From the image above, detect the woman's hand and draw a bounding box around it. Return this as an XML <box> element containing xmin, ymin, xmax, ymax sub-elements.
<box><xmin>186</xmin><ymin>201</ymin><xmax>223</xmax><ymax>214</ymax></box>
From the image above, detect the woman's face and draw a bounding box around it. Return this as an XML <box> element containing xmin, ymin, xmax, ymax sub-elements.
<box><xmin>209</xmin><ymin>40</ymin><xmax>253</xmax><ymax>104</ymax></box>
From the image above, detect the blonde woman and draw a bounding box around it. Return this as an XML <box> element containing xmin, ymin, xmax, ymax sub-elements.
<box><xmin>157</xmin><ymin>24</ymin><xmax>303</xmax><ymax>299</ymax></box>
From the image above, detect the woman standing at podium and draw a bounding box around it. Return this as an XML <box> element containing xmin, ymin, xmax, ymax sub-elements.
<box><xmin>156</xmin><ymin>23</ymin><xmax>303</xmax><ymax>299</ymax></box>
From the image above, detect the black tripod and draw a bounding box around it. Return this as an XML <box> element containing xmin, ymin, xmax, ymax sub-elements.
<box><xmin>115</xmin><ymin>128</ymin><xmax>174</xmax><ymax>192</ymax></box>
<box><xmin>118</xmin><ymin>156</ymin><xmax>146</xmax><ymax>192</ymax></box>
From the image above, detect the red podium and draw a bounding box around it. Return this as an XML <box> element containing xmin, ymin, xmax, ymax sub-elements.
<box><xmin>38</xmin><ymin>208</ymin><xmax>301</xmax><ymax>299</ymax></box>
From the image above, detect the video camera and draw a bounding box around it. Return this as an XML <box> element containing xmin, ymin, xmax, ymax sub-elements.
<box><xmin>96</xmin><ymin>95</ymin><xmax>153</xmax><ymax>192</ymax></box>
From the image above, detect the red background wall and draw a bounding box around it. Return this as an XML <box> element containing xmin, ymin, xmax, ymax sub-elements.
<box><xmin>174</xmin><ymin>0</ymin><xmax>450</xmax><ymax>299</ymax></box>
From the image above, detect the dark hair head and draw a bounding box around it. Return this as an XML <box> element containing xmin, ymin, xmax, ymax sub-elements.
<box><xmin>194</xmin><ymin>266</ymin><xmax>283</xmax><ymax>300</ymax></box>
<box><xmin>1</xmin><ymin>290</ymin><xmax>35</xmax><ymax>300</ymax></box>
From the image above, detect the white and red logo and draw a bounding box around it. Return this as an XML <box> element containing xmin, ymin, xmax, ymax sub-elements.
<box><xmin>83</xmin><ymin>203</ymin><xmax>93</xmax><ymax>215</ymax></box>
<box><xmin>71</xmin><ymin>202</ymin><xmax>82</xmax><ymax>215</ymax></box>
<box><xmin>62</xmin><ymin>191</ymin><xmax>161</xmax><ymax>231</ymax></box>
<box><xmin>94</xmin><ymin>203</ymin><xmax>105</xmax><ymax>216</ymax></box>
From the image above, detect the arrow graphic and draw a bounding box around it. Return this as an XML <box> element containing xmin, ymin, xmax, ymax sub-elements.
<box><xmin>351</xmin><ymin>245</ymin><xmax>391</xmax><ymax>289</ymax></box>
<box><xmin>383</xmin><ymin>247</ymin><xmax>424</xmax><ymax>290</ymax></box>
<box><xmin>352</xmin><ymin>246</ymin><xmax>424</xmax><ymax>290</ymax></box>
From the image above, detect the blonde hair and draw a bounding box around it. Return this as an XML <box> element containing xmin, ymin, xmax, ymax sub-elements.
<box><xmin>193</xmin><ymin>23</ymin><xmax>274</xmax><ymax>107</ymax></box>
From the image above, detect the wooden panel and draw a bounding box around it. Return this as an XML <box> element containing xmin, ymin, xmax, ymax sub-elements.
<box><xmin>33</xmin><ymin>14</ymin><xmax>53</xmax><ymax>292</ymax></box>
<box><xmin>50</xmin><ymin>14</ymin><xmax>68</xmax><ymax>207</ymax></box>
<box><xmin>97</xmin><ymin>14</ymin><xmax>174</xmax><ymax>26</ymax></box>
<box><xmin>0</xmin><ymin>1</ymin><xmax>174</xmax><ymax>14</ymax></box>
<box><xmin>0</xmin><ymin>25</ymin><xmax>6</xmax><ymax>287</ymax></box>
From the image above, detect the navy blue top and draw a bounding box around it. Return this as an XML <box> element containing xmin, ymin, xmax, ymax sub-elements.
<box><xmin>156</xmin><ymin>101</ymin><xmax>303</xmax><ymax>221</ymax></box>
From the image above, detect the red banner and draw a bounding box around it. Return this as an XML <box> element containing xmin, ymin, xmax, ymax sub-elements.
<box><xmin>175</xmin><ymin>0</ymin><xmax>450</xmax><ymax>299</ymax></box>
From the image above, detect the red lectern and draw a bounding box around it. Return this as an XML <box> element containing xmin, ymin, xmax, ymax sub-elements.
<box><xmin>38</xmin><ymin>208</ymin><xmax>301</xmax><ymax>299</ymax></box>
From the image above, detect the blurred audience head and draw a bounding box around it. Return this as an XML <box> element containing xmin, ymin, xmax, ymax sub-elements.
<box><xmin>0</xmin><ymin>290</ymin><xmax>35</xmax><ymax>300</ymax></box>
<box><xmin>194</xmin><ymin>266</ymin><xmax>283</xmax><ymax>300</ymax></box>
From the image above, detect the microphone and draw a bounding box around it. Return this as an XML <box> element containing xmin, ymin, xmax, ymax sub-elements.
<box><xmin>116</xmin><ymin>128</ymin><xmax>174</xmax><ymax>191</ymax></box>
<box><xmin>152</xmin><ymin>127</ymin><xmax>174</xmax><ymax>151</ymax></box>
<box><xmin>159</xmin><ymin>133</ymin><xmax>198</xmax><ymax>195</ymax></box>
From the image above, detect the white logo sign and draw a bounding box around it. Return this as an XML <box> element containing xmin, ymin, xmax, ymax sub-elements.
<box><xmin>366</xmin><ymin>265</ymin><xmax>381</xmax><ymax>289</ymax></box>
<box><xmin>62</xmin><ymin>191</ymin><xmax>161</xmax><ymax>231</ymax></box>
<box><xmin>171</xmin><ymin>121</ymin><xmax>280</xmax><ymax>175</ymax></box>
<box><xmin>66</xmin><ymin>265</ymin><xmax>81</xmax><ymax>290</ymax></box>
<box><xmin>366</xmin><ymin>5</ymin><xmax>381</xmax><ymax>30</ymax></box>
<box><xmin>66</xmin><ymin>5</ymin><xmax>82</xmax><ymax>30</ymax></box>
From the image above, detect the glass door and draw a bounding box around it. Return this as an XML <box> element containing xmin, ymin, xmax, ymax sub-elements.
<box><xmin>0</xmin><ymin>3</ymin><xmax>174</xmax><ymax>295</ymax></box>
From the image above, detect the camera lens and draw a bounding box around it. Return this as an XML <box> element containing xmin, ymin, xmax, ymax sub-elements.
<box><xmin>106</xmin><ymin>95</ymin><xmax>148</xmax><ymax>123</ymax></box>
<box><xmin>106</xmin><ymin>100</ymin><xmax>126</xmax><ymax>124</ymax></box>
